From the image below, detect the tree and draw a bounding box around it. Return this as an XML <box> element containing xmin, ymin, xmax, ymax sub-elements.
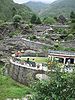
<box><xmin>54</xmin><ymin>16</ymin><xmax>58</xmax><ymax>22</ymax></box>
<box><xmin>30</xmin><ymin>14</ymin><xmax>41</xmax><ymax>24</ymax></box>
<box><xmin>30</xmin><ymin>35</ymin><xmax>37</xmax><ymax>40</ymax></box>
<box><xmin>13</xmin><ymin>15</ymin><xmax>22</xmax><ymax>23</ymax></box>
<box><xmin>31</xmin><ymin>71</ymin><xmax>75</xmax><ymax>100</ymax></box>
<box><xmin>70</xmin><ymin>11</ymin><xmax>75</xmax><ymax>34</ymax></box>
<box><xmin>67</xmin><ymin>34</ymin><xmax>74</xmax><ymax>40</ymax></box>
<box><xmin>70</xmin><ymin>11</ymin><xmax>75</xmax><ymax>25</ymax></box>
<box><xmin>70</xmin><ymin>11</ymin><xmax>75</xmax><ymax>19</ymax></box>
<box><xmin>36</xmin><ymin>17</ymin><xmax>41</xmax><ymax>24</ymax></box>
<box><xmin>43</xmin><ymin>17</ymin><xmax>56</xmax><ymax>24</ymax></box>
<box><xmin>13</xmin><ymin>14</ymin><xmax>22</xmax><ymax>28</ymax></box>
<box><xmin>12</xmin><ymin>7</ymin><xmax>17</xmax><ymax>17</ymax></box>
<box><xmin>30</xmin><ymin>14</ymin><xmax>37</xmax><ymax>24</ymax></box>
<box><xmin>58</xmin><ymin>15</ymin><xmax>66</xmax><ymax>24</ymax></box>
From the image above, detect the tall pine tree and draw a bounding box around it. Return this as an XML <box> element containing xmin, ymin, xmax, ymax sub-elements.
<box><xmin>70</xmin><ymin>11</ymin><xmax>75</xmax><ymax>34</ymax></box>
<box><xmin>36</xmin><ymin>17</ymin><xmax>41</xmax><ymax>24</ymax></box>
<box><xmin>30</xmin><ymin>14</ymin><xmax>37</xmax><ymax>24</ymax></box>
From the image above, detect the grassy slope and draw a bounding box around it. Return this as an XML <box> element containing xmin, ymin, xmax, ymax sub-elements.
<box><xmin>0</xmin><ymin>0</ymin><xmax>33</xmax><ymax>22</ymax></box>
<box><xmin>0</xmin><ymin>63</ymin><xmax>32</xmax><ymax>100</ymax></box>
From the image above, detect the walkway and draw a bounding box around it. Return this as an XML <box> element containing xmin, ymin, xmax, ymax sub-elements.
<box><xmin>10</xmin><ymin>59</ymin><xmax>74</xmax><ymax>73</ymax></box>
<box><xmin>10</xmin><ymin>59</ymin><xmax>48</xmax><ymax>71</ymax></box>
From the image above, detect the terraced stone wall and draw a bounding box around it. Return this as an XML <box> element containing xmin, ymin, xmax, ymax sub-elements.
<box><xmin>9</xmin><ymin>61</ymin><xmax>45</xmax><ymax>85</ymax></box>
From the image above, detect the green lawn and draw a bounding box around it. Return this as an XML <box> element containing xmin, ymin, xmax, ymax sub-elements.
<box><xmin>20</xmin><ymin>57</ymin><xmax>48</xmax><ymax>63</ymax></box>
<box><xmin>0</xmin><ymin>63</ymin><xmax>32</xmax><ymax>100</ymax></box>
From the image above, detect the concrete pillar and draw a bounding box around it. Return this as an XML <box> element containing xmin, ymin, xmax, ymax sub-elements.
<box><xmin>64</xmin><ymin>58</ymin><xmax>66</xmax><ymax>64</ymax></box>
<box><xmin>52</xmin><ymin>56</ymin><xmax>54</xmax><ymax>62</ymax></box>
<box><xmin>74</xmin><ymin>58</ymin><xmax>75</xmax><ymax>64</ymax></box>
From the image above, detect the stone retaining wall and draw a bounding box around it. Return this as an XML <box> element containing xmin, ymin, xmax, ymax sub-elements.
<box><xmin>9</xmin><ymin>60</ymin><xmax>45</xmax><ymax>85</ymax></box>
<box><xmin>5</xmin><ymin>37</ymin><xmax>51</xmax><ymax>51</ymax></box>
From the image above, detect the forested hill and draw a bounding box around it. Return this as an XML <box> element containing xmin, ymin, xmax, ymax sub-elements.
<box><xmin>0</xmin><ymin>0</ymin><xmax>33</xmax><ymax>22</ymax></box>
<box><xmin>26</xmin><ymin>1</ymin><xmax>49</xmax><ymax>16</ymax></box>
<box><xmin>39</xmin><ymin>0</ymin><xmax>75</xmax><ymax>18</ymax></box>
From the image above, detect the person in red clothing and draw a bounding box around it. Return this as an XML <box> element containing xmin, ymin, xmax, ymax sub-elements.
<box><xmin>15</xmin><ymin>51</ymin><xmax>21</xmax><ymax>57</ymax></box>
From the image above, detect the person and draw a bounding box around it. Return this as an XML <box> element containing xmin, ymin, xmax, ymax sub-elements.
<box><xmin>65</xmin><ymin>59</ymin><xmax>70</xmax><ymax>67</ymax></box>
<box><xmin>32</xmin><ymin>59</ymin><xmax>36</xmax><ymax>67</ymax></box>
<box><xmin>26</xmin><ymin>58</ymin><xmax>31</xmax><ymax>66</ymax></box>
<box><xmin>37</xmin><ymin>64</ymin><xmax>40</xmax><ymax>68</ymax></box>
<box><xmin>27</xmin><ymin>58</ymin><xmax>29</xmax><ymax>63</ymax></box>
<box><xmin>15</xmin><ymin>51</ymin><xmax>21</xmax><ymax>57</ymax></box>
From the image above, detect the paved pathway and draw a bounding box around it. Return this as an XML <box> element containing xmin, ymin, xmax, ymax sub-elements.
<box><xmin>10</xmin><ymin>59</ymin><xmax>48</xmax><ymax>71</ymax></box>
<box><xmin>10</xmin><ymin>59</ymin><xmax>75</xmax><ymax>73</ymax></box>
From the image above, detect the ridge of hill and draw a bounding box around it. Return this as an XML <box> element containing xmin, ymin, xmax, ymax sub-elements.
<box><xmin>25</xmin><ymin>0</ymin><xmax>75</xmax><ymax>18</ymax></box>
<box><xmin>25</xmin><ymin>1</ymin><xmax>49</xmax><ymax>16</ymax></box>
<box><xmin>41</xmin><ymin>0</ymin><xmax>75</xmax><ymax>18</ymax></box>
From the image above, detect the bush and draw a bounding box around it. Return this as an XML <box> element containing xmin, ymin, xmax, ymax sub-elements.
<box><xmin>13</xmin><ymin>15</ymin><xmax>22</xmax><ymax>28</ymax></box>
<box><xmin>0</xmin><ymin>20</ymin><xmax>4</xmax><ymax>25</ymax></box>
<box><xmin>31</xmin><ymin>72</ymin><xmax>75</xmax><ymax>100</ymax></box>
<box><xmin>30</xmin><ymin>14</ymin><xmax>37</xmax><ymax>24</ymax></box>
<box><xmin>36</xmin><ymin>17</ymin><xmax>41</xmax><ymax>24</ymax></box>
<box><xmin>30</xmin><ymin>14</ymin><xmax>41</xmax><ymax>24</ymax></box>
<box><xmin>67</xmin><ymin>34</ymin><xmax>74</xmax><ymax>40</ymax></box>
<box><xmin>43</xmin><ymin>17</ymin><xmax>56</xmax><ymax>24</ymax></box>
<box><xmin>8</xmin><ymin>30</ymin><xmax>20</xmax><ymax>38</ymax></box>
<box><xmin>29</xmin><ymin>23</ymin><xmax>33</xmax><ymax>28</ymax></box>
<box><xmin>30</xmin><ymin>35</ymin><xmax>37</xmax><ymax>40</ymax></box>
<box><xmin>13</xmin><ymin>15</ymin><xmax>22</xmax><ymax>23</ymax></box>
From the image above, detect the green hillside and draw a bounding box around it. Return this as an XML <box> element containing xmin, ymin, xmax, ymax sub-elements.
<box><xmin>26</xmin><ymin>1</ymin><xmax>49</xmax><ymax>16</ymax></box>
<box><xmin>40</xmin><ymin>0</ymin><xmax>75</xmax><ymax>18</ymax></box>
<box><xmin>0</xmin><ymin>0</ymin><xmax>33</xmax><ymax>22</ymax></box>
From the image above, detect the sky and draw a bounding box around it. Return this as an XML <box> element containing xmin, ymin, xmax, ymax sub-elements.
<box><xmin>13</xmin><ymin>0</ymin><xmax>56</xmax><ymax>4</ymax></box>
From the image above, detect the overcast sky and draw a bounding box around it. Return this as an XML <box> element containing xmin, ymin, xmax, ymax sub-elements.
<box><xmin>13</xmin><ymin>0</ymin><xmax>56</xmax><ymax>4</ymax></box>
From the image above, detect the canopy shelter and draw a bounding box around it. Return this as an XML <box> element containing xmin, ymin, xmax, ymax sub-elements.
<box><xmin>48</xmin><ymin>50</ymin><xmax>75</xmax><ymax>64</ymax></box>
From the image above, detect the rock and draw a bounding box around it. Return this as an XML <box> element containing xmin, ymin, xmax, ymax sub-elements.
<box><xmin>36</xmin><ymin>74</ymin><xmax>49</xmax><ymax>80</ymax></box>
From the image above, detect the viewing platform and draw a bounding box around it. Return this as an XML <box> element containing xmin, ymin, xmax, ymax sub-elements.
<box><xmin>8</xmin><ymin>50</ymin><xmax>75</xmax><ymax>85</ymax></box>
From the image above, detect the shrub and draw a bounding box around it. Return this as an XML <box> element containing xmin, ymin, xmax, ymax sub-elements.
<box><xmin>30</xmin><ymin>35</ymin><xmax>37</xmax><ymax>40</ymax></box>
<box><xmin>8</xmin><ymin>30</ymin><xmax>20</xmax><ymax>38</ymax></box>
<box><xmin>29</xmin><ymin>23</ymin><xmax>33</xmax><ymax>28</ymax></box>
<box><xmin>30</xmin><ymin>14</ymin><xmax>41</xmax><ymax>24</ymax></box>
<box><xmin>30</xmin><ymin>14</ymin><xmax>37</xmax><ymax>24</ymax></box>
<box><xmin>43</xmin><ymin>17</ymin><xmax>56</xmax><ymax>24</ymax></box>
<box><xmin>67</xmin><ymin>34</ymin><xmax>74</xmax><ymax>40</ymax></box>
<box><xmin>36</xmin><ymin>17</ymin><xmax>41</xmax><ymax>24</ymax></box>
<box><xmin>31</xmin><ymin>72</ymin><xmax>75</xmax><ymax>100</ymax></box>
<box><xmin>13</xmin><ymin>15</ymin><xmax>22</xmax><ymax>28</ymax></box>
<box><xmin>13</xmin><ymin>15</ymin><xmax>22</xmax><ymax>23</ymax></box>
